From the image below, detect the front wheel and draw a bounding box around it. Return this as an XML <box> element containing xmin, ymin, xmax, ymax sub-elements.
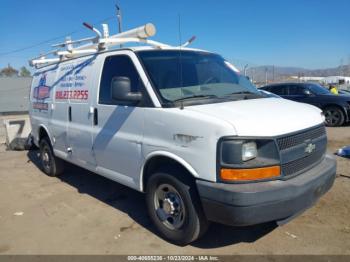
<box><xmin>146</xmin><ymin>172</ymin><xmax>208</xmax><ymax>245</ymax></box>
<box><xmin>323</xmin><ymin>106</ymin><xmax>345</xmax><ymax>127</ymax></box>
<box><xmin>39</xmin><ymin>137</ymin><xmax>65</xmax><ymax>176</ymax></box>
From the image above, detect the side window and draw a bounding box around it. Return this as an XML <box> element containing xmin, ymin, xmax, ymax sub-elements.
<box><xmin>298</xmin><ymin>86</ymin><xmax>309</xmax><ymax>95</ymax></box>
<box><xmin>288</xmin><ymin>85</ymin><xmax>308</xmax><ymax>95</ymax></box>
<box><xmin>99</xmin><ymin>55</ymin><xmax>144</xmax><ymax>105</ymax></box>
<box><xmin>270</xmin><ymin>85</ymin><xmax>287</xmax><ymax>95</ymax></box>
<box><xmin>287</xmin><ymin>85</ymin><xmax>298</xmax><ymax>95</ymax></box>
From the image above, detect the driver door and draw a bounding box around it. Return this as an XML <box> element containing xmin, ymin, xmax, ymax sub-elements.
<box><xmin>92</xmin><ymin>53</ymin><xmax>149</xmax><ymax>189</ymax></box>
<box><xmin>285</xmin><ymin>85</ymin><xmax>307</xmax><ymax>102</ymax></box>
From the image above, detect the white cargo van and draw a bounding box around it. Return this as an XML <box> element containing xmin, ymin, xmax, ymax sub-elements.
<box><xmin>29</xmin><ymin>23</ymin><xmax>336</xmax><ymax>245</ymax></box>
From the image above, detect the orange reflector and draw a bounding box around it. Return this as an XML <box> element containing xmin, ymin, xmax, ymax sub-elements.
<box><xmin>220</xmin><ymin>166</ymin><xmax>281</xmax><ymax>181</ymax></box>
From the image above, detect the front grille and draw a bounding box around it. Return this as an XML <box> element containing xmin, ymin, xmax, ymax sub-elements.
<box><xmin>282</xmin><ymin>148</ymin><xmax>325</xmax><ymax>177</ymax></box>
<box><xmin>277</xmin><ymin>125</ymin><xmax>326</xmax><ymax>150</ymax></box>
<box><xmin>278</xmin><ymin>125</ymin><xmax>327</xmax><ymax>178</ymax></box>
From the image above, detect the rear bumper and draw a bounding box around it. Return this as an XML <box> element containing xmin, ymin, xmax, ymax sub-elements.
<box><xmin>196</xmin><ymin>155</ymin><xmax>336</xmax><ymax>226</ymax></box>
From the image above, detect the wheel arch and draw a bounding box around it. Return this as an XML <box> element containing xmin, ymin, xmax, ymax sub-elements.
<box><xmin>140</xmin><ymin>151</ymin><xmax>199</xmax><ymax>192</ymax></box>
<box><xmin>322</xmin><ymin>103</ymin><xmax>348</xmax><ymax>120</ymax></box>
<box><xmin>37</xmin><ymin>124</ymin><xmax>53</xmax><ymax>146</ymax></box>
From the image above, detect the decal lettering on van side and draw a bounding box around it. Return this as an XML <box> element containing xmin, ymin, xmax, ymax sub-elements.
<box><xmin>32</xmin><ymin>74</ymin><xmax>50</xmax><ymax>111</ymax></box>
<box><xmin>57</xmin><ymin>63</ymin><xmax>89</xmax><ymax>100</ymax></box>
<box><xmin>55</xmin><ymin>90</ymin><xmax>88</xmax><ymax>100</ymax></box>
<box><xmin>33</xmin><ymin>74</ymin><xmax>50</xmax><ymax>99</ymax></box>
<box><xmin>32</xmin><ymin>102</ymin><xmax>49</xmax><ymax>110</ymax></box>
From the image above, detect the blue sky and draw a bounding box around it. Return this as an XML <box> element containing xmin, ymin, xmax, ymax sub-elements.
<box><xmin>0</xmin><ymin>0</ymin><xmax>349</xmax><ymax>70</ymax></box>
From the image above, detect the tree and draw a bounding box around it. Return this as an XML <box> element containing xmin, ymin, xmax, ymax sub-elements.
<box><xmin>19</xmin><ymin>66</ymin><xmax>31</xmax><ymax>77</ymax></box>
<box><xmin>0</xmin><ymin>64</ymin><xmax>18</xmax><ymax>77</ymax></box>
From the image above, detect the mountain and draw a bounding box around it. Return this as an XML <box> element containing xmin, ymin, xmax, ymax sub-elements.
<box><xmin>246</xmin><ymin>65</ymin><xmax>350</xmax><ymax>83</ymax></box>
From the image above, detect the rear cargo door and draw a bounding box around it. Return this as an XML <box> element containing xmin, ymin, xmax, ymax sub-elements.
<box><xmin>48</xmin><ymin>65</ymin><xmax>69</xmax><ymax>155</ymax></box>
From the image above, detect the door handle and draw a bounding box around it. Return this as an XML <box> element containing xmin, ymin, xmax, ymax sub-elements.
<box><xmin>68</xmin><ymin>106</ymin><xmax>72</xmax><ymax>122</ymax></box>
<box><xmin>93</xmin><ymin>108</ymin><xmax>98</xmax><ymax>126</ymax></box>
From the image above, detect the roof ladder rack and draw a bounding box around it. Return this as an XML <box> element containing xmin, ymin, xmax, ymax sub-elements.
<box><xmin>29</xmin><ymin>19</ymin><xmax>196</xmax><ymax>68</ymax></box>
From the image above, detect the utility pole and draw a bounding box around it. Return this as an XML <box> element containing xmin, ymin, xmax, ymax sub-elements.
<box><xmin>116</xmin><ymin>3</ymin><xmax>123</xmax><ymax>47</ymax></box>
<box><xmin>243</xmin><ymin>64</ymin><xmax>248</xmax><ymax>76</ymax></box>
<box><xmin>272</xmin><ymin>65</ymin><xmax>275</xmax><ymax>82</ymax></box>
<box><xmin>340</xmin><ymin>58</ymin><xmax>344</xmax><ymax>76</ymax></box>
<box><xmin>265</xmin><ymin>67</ymin><xmax>268</xmax><ymax>85</ymax></box>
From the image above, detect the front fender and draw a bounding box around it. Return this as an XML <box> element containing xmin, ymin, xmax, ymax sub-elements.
<box><xmin>139</xmin><ymin>151</ymin><xmax>199</xmax><ymax>192</ymax></box>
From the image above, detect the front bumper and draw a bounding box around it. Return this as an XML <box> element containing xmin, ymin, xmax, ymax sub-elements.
<box><xmin>196</xmin><ymin>154</ymin><xmax>336</xmax><ymax>226</ymax></box>
<box><xmin>346</xmin><ymin>106</ymin><xmax>350</xmax><ymax>122</ymax></box>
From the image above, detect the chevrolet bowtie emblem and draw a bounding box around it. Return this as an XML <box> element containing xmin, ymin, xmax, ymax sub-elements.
<box><xmin>305</xmin><ymin>143</ymin><xmax>316</xmax><ymax>154</ymax></box>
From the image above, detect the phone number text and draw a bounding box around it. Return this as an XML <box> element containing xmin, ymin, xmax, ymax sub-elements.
<box><xmin>55</xmin><ymin>90</ymin><xmax>88</xmax><ymax>100</ymax></box>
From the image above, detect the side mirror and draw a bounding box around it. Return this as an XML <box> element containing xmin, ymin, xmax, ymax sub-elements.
<box><xmin>111</xmin><ymin>76</ymin><xmax>142</xmax><ymax>102</ymax></box>
<box><xmin>303</xmin><ymin>89</ymin><xmax>312</xmax><ymax>96</ymax></box>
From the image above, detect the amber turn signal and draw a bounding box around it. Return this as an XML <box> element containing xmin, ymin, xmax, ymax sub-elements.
<box><xmin>220</xmin><ymin>166</ymin><xmax>280</xmax><ymax>181</ymax></box>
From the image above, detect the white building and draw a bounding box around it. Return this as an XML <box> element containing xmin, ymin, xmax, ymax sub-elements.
<box><xmin>297</xmin><ymin>76</ymin><xmax>350</xmax><ymax>85</ymax></box>
<box><xmin>322</xmin><ymin>76</ymin><xmax>350</xmax><ymax>85</ymax></box>
<box><xmin>299</xmin><ymin>76</ymin><xmax>325</xmax><ymax>82</ymax></box>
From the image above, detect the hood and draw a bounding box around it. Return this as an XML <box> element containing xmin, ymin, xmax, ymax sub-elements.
<box><xmin>186</xmin><ymin>98</ymin><xmax>324</xmax><ymax>136</ymax></box>
<box><xmin>320</xmin><ymin>94</ymin><xmax>350</xmax><ymax>101</ymax></box>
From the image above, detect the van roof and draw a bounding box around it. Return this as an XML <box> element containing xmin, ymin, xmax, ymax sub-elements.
<box><xmin>33</xmin><ymin>46</ymin><xmax>213</xmax><ymax>70</ymax></box>
<box><xmin>129</xmin><ymin>46</ymin><xmax>207</xmax><ymax>52</ymax></box>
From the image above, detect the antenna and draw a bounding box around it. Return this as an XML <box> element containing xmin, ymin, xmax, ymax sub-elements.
<box><xmin>178</xmin><ymin>14</ymin><xmax>182</xmax><ymax>48</ymax></box>
<box><xmin>178</xmin><ymin>13</ymin><xmax>184</xmax><ymax>110</ymax></box>
<box><xmin>116</xmin><ymin>3</ymin><xmax>123</xmax><ymax>47</ymax></box>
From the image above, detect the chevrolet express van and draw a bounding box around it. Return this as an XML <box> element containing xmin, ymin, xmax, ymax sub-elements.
<box><xmin>30</xmin><ymin>43</ymin><xmax>336</xmax><ymax>245</ymax></box>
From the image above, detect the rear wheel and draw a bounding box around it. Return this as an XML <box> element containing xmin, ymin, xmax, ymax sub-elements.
<box><xmin>323</xmin><ymin>106</ymin><xmax>345</xmax><ymax>127</ymax></box>
<box><xmin>146</xmin><ymin>171</ymin><xmax>209</xmax><ymax>245</ymax></box>
<box><xmin>39</xmin><ymin>137</ymin><xmax>64</xmax><ymax>176</ymax></box>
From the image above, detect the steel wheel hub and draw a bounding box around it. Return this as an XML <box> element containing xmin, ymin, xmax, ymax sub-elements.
<box><xmin>42</xmin><ymin>147</ymin><xmax>51</xmax><ymax>170</ymax></box>
<box><xmin>153</xmin><ymin>183</ymin><xmax>185</xmax><ymax>230</ymax></box>
<box><xmin>325</xmin><ymin>110</ymin><xmax>340</xmax><ymax>125</ymax></box>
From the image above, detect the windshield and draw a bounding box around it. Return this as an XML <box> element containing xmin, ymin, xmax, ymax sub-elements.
<box><xmin>308</xmin><ymin>83</ymin><xmax>331</xmax><ymax>95</ymax></box>
<box><xmin>137</xmin><ymin>50</ymin><xmax>259</xmax><ymax>104</ymax></box>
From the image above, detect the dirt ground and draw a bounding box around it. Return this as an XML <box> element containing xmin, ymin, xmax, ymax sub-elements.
<box><xmin>0</xmin><ymin>126</ymin><xmax>349</xmax><ymax>255</ymax></box>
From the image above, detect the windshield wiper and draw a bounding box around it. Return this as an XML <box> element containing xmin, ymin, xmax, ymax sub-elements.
<box><xmin>227</xmin><ymin>91</ymin><xmax>257</xmax><ymax>95</ymax></box>
<box><xmin>173</xmin><ymin>94</ymin><xmax>218</xmax><ymax>102</ymax></box>
<box><xmin>221</xmin><ymin>91</ymin><xmax>262</xmax><ymax>100</ymax></box>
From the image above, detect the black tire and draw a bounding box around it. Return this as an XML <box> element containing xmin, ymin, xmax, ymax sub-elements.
<box><xmin>39</xmin><ymin>137</ymin><xmax>64</xmax><ymax>176</ymax></box>
<box><xmin>323</xmin><ymin>106</ymin><xmax>345</xmax><ymax>127</ymax></box>
<box><xmin>146</xmin><ymin>171</ymin><xmax>209</xmax><ymax>245</ymax></box>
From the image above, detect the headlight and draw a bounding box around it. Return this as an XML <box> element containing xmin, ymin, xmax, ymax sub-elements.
<box><xmin>242</xmin><ymin>142</ymin><xmax>257</xmax><ymax>161</ymax></box>
<box><xmin>320</xmin><ymin>111</ymin><xmax>325</xmax><ymax>122</ymax></box>
<box><xmin>219</xmin><ymin>138</ymin><xmax>280</xmax><ymax>182</ymax></box>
